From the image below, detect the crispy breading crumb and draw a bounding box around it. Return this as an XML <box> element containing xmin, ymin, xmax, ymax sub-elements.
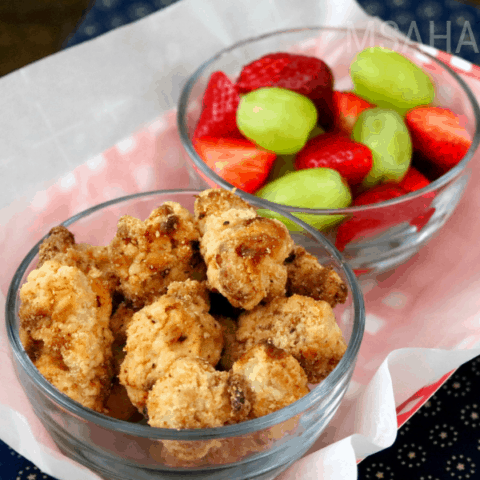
<box><xmin>285</xmin><ymin>246</ymin><xmax>348</xmax><ymax>307</ymax></box>
<box><xmin>236</xmin><ymin>295</ymin><xmax>347</xmax><ymax>383</ymax></box>
<box><xmin>194</xmin><ymin>188</ymin><xmax>256</xmax><ymax>235</ymax></box>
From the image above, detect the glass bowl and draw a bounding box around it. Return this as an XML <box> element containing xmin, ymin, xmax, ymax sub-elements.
<box><xmin>177</xmin><ymin>27</ymin><xmax>480</xmax><ymax>276</ymax></box>
<box><xmin>6</xmin><ymin>189</ymin><xmax>365</xmax><ymax>480</ymax></box>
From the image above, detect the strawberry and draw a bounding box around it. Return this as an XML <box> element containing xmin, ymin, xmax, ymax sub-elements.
<box><xmin>405</xmin><ymin>107</ymin><xmax>472</xmax><ymax>176</ymax></box>
<box><xmin>294</xmin><ymin>132</ymin><xmax>373</xmax><ymax>186</ymax></box>
<box><xmin>235</xmin><ymin>52</ymin><xmax>335</xmax><ymax>130</ymax></box>
<box><xmin>194</xmin><ymin>137</ymin><xmax>276</xmax><ymax>194</ymax></box>
<box><xmin>397</xmin><ymin>167</ymin><xmax>430</xmax><ymax>193</ymax></box>
<box><xmin>193</xmin><ymin>71</ymin><xmax>244</xmax><ymax>141</ymax></box>
<box><xmin>335</xmin><ymin>184</ymin><xmax>408</xmax><ymax>252</ymax></box>
<box><xmin>351</xmin><ymin>183</ymin><xmax>407</xmax><ymax>207</ymax></box>
<box><xmin>331</xmin><ymin>91</ymin><xmax>373</xmax><ymax>136</ymax></box>
<box><xmin>335</xmin><ymin>182</ymin><xmax>436</xmax><ymax>252</ymax></box>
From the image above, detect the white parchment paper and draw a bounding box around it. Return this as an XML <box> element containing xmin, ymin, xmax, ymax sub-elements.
<box><xmin>0</xmin><ymin>0</ymin><xmax>368</xmax><ymax>211</ymax></box>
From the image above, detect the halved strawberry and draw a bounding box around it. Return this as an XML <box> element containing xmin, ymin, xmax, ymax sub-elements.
<box><xmin>331</xmin><ymin>91</ymin><xmax>373</xmax><ymax>136</ymax></box>
<box><xmin>295</xmin><ymin>132</ymin><xmax>373</xmax><ymax>186</ymax></box>
<box><xmin>193</xmin><ymin>71</ymin><xmax>244</xmax><ymax>141</ymax></box>
<box><xmin>194</xmin><ymin>137</ymin><xmax>276</xmax><ymax>194</ymax></box>
<box><xmin>335</xmin><ymin>183</ymin><xmax>431</xmax><ymax>252</ymax></box>
<box><xmin>397</xmin><ymin>167</ymin><xmax>430</xmax><ymax>193</ymax></box>
<box><xmin>405</xmin><ymin>107</ymin><xmax>472</xmax><ymax>176</ymax></box>
<box><xmin>235</xmin><ymin>52</ymin><xmax>335</xmax><ymax>130</ymax></box>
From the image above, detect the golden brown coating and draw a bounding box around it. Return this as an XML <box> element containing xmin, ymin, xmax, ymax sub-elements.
<box><xmin>194</xmin><ymin>188</ymin><xmax>256</xmax><ymax>235</ymax></box>
<box><xmin>38</xmin><ymin>225</ymin><xmax>118</xmax><ymax>293</ymax></box>
<box><xmin>215</xmin><ymin>315</ymin><xmax>246</xmax><ymax>371</ymax></box>
<box><xmin>109</xmin><ymin>202</ymin><xmax>206</xmax><ymax>307</ymax></box>
<box><xmin>232</xmin><ymin>343</ymin><xmax>309</xmax><ymax>419</ymax></box>
<box><xmin>146</xmin><ymin>357</ymin><xmax>252</xmax><ymax>461</ymax></box>
<box><xmin>119</xmin><ymin>280</ymin><xmax>224</xmax><ymax>411</ymax></box>
<box><xmin>285</xmin><ymin>246</ymin><xmax>348</xmax><ymax>307</ymax></box>
<box><xmin>19</xmin><ymin>260</ymin><xmax>114</xmax><ymax>412</ymax></box>
<box><xmin>195</xmin><ymin>189</ymin><xmax>294</xmax><ymax>310</ymax></box>
<box><xmin>145</xmin><ymin>357</ymin><xmax>251</xmax><ymax>429</ymax></box>
<box><xmin>236</xmin><ymin>295</ymin><xmax>347</xmax><ymax>383</ymax></box>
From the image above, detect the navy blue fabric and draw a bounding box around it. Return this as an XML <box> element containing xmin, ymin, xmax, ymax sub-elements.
<box><xmin>2</xmin><ymin>1</ymin><xmax>479</xmax><ymax>479</ymax></box>
<box><xmin>63</xmin><ymin>0</ymin><xmax>181</xmax><ymax>48</ymax></box>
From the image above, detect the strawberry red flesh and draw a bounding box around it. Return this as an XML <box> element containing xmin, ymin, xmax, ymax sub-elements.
<box><xmin>295</xmin><ymin>132</ymin><xmax>373</xmax><ymax>186</ymax></box>
<box><xmin>193</xmin><ymin>71</ymin><xmax>244</xmax><ymax>141</ymax></box>
<box><xmin>405</xmin><ymin>107</ymin><xmax>472</xmax><ymax>176</ymax></box>
<box><xmin>235</xmin><ymin>52</ymin><xmax>335</xmax><ymax>130</ymax></box>
<box><xmin>194</xmin><ymin>136</ymin><xmax>276</xmax><ymax>194</ymax></box>
<box><xmin>397</xmin><ymin>167</ymin><xmax>430</xmax><ymax>193</ymax></box>
<box><xmin>335</xmin><ymin>183</ymin><xmax>429</xmax><ymax>252</ymax></box>
<box><xmin>331</xmin><ymin>91</ymin><xmax>373</xmax><ymax>136</ymax></box>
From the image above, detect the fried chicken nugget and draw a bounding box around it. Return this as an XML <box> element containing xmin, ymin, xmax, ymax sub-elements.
<box><xmin>38</xmin><ymin>225</ymin><xmax>118</xmax><ymax>293</ymax></box>
<box><xmin>119</xmin><ymin>280</ymin><xmax>224</xmax><ymax>412</ymax></box>
<box><xmin>194</xmin><ymin>189</ymin><xmax>293</xmax><ymax>310</ymax></box>
<box><xmin>232</xmin><ymin>343</ymin><xmax>310</xmax><ymax>419</ymax></box>
<box><xmin>19</xmin><ymin>260</ymin><xmax>114</xmax><ymax>412</ymax></box>
<box><xmin>146</xmin><ymin>357</ymin><xmax>252</xmax><ymax>460</ymax></box>
<box><xmin>109</xmin><ymin>202</ymin><xmax>206</xmax><ymax>307</ymax></box>
<box><xmin>236</xmin><ymin>295</ymin><xmax>347</xmax><ymax>383</ymax></box>
<box><xmin>285</xmin><ymin>245</ymin><xmax>348</xmax><ymax>307</ymax></box>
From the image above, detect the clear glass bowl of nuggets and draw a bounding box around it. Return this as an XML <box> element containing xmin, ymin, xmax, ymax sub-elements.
<box><xmin>6</xmin><ymin>188</ymin><xmax>365</xmax><ymax>480</ymax></box>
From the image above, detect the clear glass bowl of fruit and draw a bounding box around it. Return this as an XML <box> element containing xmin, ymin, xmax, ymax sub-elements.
<box><xmin>177</xmin><ymin>27</ymin><xmax>480</xmax><ymax>276</ymax></box>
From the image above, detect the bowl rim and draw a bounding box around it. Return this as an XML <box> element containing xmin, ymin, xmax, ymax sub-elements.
<box><xmin>6</xmin><ymin>188</ymin><xmax>365</xmax><ymax>440</ymax></box>
<box><xmin>177</xmin><ymin>26</ymin><xmax>480</xmax><ymax>215</ymax></box>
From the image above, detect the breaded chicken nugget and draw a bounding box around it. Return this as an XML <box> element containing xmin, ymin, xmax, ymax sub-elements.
<box><xmin>19</xmin><ymin>260</ymin><xmax>114</xmax><ymax>412</ymax></box>
<box><xmin>232</xmin><ymin>343</ymin><xmax>309</xmax><ymax>419</ymax></box>
<box><xmin>146</xmin><ymin>357</ymin><xmax>251</xmax><ymax>429</ymax></box>
<box><xmin>236</xmin><ymin>295</ymin><xmax>347</xmax><ymax>383</ymax></box>
<box><xmin>194</xmin><ymin>189</ymin><xmax>294</xmax><ymax>310</ymax></box>
<box><xmin>285</xmin><ymin>245</ymin><xmax>348</xmax><ymax>307</ymax></box>
<box><xmin>109</xmin><ymin>202</ymin><xmax>206</xmax><ymax>307</ymax></box>
<box><xmin>38</xmin><ymin>225</ymin><xmax>118</xmax><ymax>293</ymax></box>
<box><xmin>146</xmin><ymin>357</ymin><xmax>252</xmax><ymax>460</ymax></box>
<box><xmin>119</xmin><ymin>280</ymin><xmax>223</xmax><ymax>411</ymax></box>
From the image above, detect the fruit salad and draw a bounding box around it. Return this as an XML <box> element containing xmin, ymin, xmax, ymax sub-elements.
<box><xmin>191</xmin><ymin>47</ymin><xmax>473</xmax><ymax>253</ymax></box>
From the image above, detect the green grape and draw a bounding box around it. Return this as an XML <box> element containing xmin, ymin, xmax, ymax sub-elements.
<box><xmin>352</xmin><ymin>108</ymin><xmax>412</xmax><ymax>188</ymax></box>
<box><xmin>236</xmin><ymin>87</ymin><xmax>318</xmax><ymax>154</ymax></box>
<box><xmin>350</xmin><ymin>47</ymin><xmax>435</xmax><ymax>115</ymax></box>
<box><xmin>255</xmin><ymin>168</ymin><xmax>351</xmax><ymax>231</ymax></box>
